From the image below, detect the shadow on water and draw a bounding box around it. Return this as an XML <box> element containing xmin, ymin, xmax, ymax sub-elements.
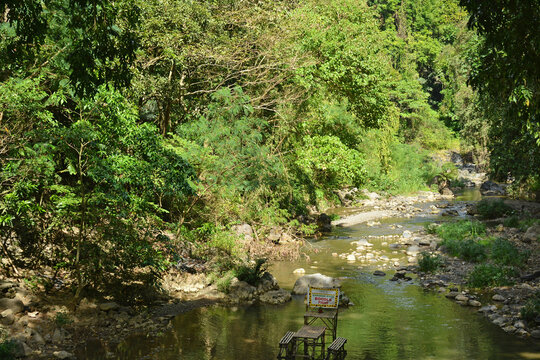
<box><xmin>81</xmin><ymin>188</ymin><xmax>540</xmax><ymax>359</ymax></box>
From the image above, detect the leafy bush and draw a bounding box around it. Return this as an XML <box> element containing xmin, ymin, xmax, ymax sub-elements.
<box><xmin>443</xmin><ymin>238</ymin><xmax>488</xmax><ymax>262</ymax></box>
<box><xmin>436</xmin><ymin>220</ymin><xmax>486</xmax><ymax>242</ymax></box>
<box><xmin>424</xmin><ymin>223</ymin><xmax>440</xmax><ymax>234</ymax></box>
<box><xmin>235</xmin><ymin>258</ymin><xmax>268</xmax><ymax>287</ymax></box>
<box><xmin>503</xmin><ymin>215</ymin><xmax>520</xmax><ymax>228</ymax></box>
<box><xmin>521</xmin><ymin>292</ymin><xmax>540</xmax><ymax>322</ymax></box>
<box><xmin>467</xmin><ymin>264</ymin><xmax>517</xmax><ymax>288</ymax></box>
<box><xmin>295</xmin><ymin>135</ymin><xmax>367</xmax><ymax>190</ymax></box>
<box><xmin>418</xmin><ymin>252</ymin><xmax>443</xmax><ymax>273</ymax></box>
<box><xmin>489</xmin><ymin>238</ymin><xmax>529</xmax><ymax>267</ymax></box>
<box><xmin>476</xmin><ymin>199</ymin><xmax>513</xmax><ymax>219</ymax></box>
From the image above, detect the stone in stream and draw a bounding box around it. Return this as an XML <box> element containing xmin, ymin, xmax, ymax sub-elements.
<box><xmin>259</xmin><ymin>289</ymin><xmax>291</xmax><ymax>305</ymax></box>
<box><xmin>292</xmin><ymin>274</ymin><xmax>341</xmax><ymax>295</ymax></box>
<box><xmin>346</xmin><ymin>254</ymin><xmax>356</xmax><ymax>262</ymax></box>
<box><xmin>373</xmin><ymin>270</ymin><xmax>386</xmax><ymax>277</ymax></box>
<box><xmin>293</xmin><ymin>268</ymin><xmax>306</xmax><ymax>275</ymax></box>
<box><xmin>406</xmin><ymin>245</ymin><xmax>420</xmax><ymax>256</ymax></box>
<box><xmin>492</xmin><ymin>294</ymin><xmax>505</xmax><ymax>302</ymax></box>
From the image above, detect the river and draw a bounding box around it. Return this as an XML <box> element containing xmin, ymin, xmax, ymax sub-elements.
<box><xmin>89</xmin><ymin>189</ymin><xmax>540</xmax><ymax>359</ymax></box>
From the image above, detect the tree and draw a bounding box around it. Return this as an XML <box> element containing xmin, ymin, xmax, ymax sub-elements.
<box><xmin>460</xmin><ymin>0</ymin><xmax>540</xmax><ymax>182</ymax></box>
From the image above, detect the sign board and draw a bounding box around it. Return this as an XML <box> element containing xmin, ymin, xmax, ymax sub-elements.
<box><xmin>307</xmin><ymin>287</ymin><xmax>340</xmax><ymax>308</ymax></box>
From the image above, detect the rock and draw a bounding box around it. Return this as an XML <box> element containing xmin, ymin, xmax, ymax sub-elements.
<box><xmin>523</xmin><ymin>225</ymin><xmax>540</xmax><ymax>243</ymax></box>
<box><xmin>402</xmin><ymin>230</ymin><xmax>412</xmax><ymax>239</ymax></box>
<box><xmin>455</xmin><ymin>294</ymin><xmax>469</xmax><ymax>302</ymax></box>
<box><xmin>31</xmin><ymin>331</ymin><xmax>45</xmax><ymax>345</ymax></box>
<box><xmin>346</xmin><ymin>254</ymin><xmax>356</xmax><ymax>262</ymax></box>
<box><xmin>503</xmin><ymin>325</ymin><xmax>517</xmax><ymax>333</ymax></box>
<box><xmin>54</xmin><ymin>350</ymin><xmax>74</xmax><ymax>359</ymax></box>
<box><xmin>445</xmin><ymin>291</ymin><xmax>459</xmax><ymax>299</ymax></box>
<box><xmin>531</xmin><ymin>330</ymin><xmax>540</xmax><ymax>339</ymax></box>
<box><xmin>231</xmin><ymin>223</ymin><xmax>254</xmax><ymax>246</ymax></box>
<box><xmin>468</xmin><ymin>300</ymin><xmax>482</xmax><ymax>307</ymax></box>
<box><xmin>373</xmin><ymin>270</ymin><xmax>386</xmax><ymax>277</ymax></box>
<box><xmin>292</xmin><ymin>274</ymin><xmax>341</xmax><ymax>295</ymax></box>
<box><xmin>361</xmin><ymin>189</ymin><xmax>380</xmax><ymax>200</ymax></box>
<box><xmin>478</xmin><ymin>305</ymin><xmax>497</xmax><ymax>313</ymax></box>
<box><xmin>480</xmin><ymin>180</ymin><xmax>506</xmax><ymax>196</ymax></box>
<box><xmin>418</xmin><ymin>238</ymin><xmax>431</xmax><ymax>246</ymax></box>
<box><xmin>331</xmin><ymin>253</ymin><xmax>338</xmax><ymax>257</ymax></box>
<box><xmin>0</xmin><ymin>297</ymin><xmax>24</xmax><ymax>314</ymax></box>
<box><xmin>492</xmin><ymin>294</ymin><xmax>505</xmax><ymax>302</ymax></box>
<box><xmin>52</xmin><ymin>328</ymin><xmax>64</xmax><ymax>343</ymax></box>
<box><xmin>442</xmin><ymin>210</ymin><xmax>459</xmax><ymax>217</ymax></box>
<box><xmin>99</xmin><ymin>302</ymin><xmax>119</xmax><ymax>312</ymax></box>
<box><xmin>267</xmin><ymin>228</ymin><xmax>281</xmax><ymax>243</ymax></box>
<box><xmin>514</xmin><ymin>320</ymin><xmax>526</xmax><ymax>329</ymax></box>
<box><xmin>440</xmin><ymin>187</ymin><xmax>454</xmax><ymax>196</ymax></box>
<box><xmin>293</xmin><ymin>268</ymin><xmax>306</xmax><ymax>275</ymax></box>
<box><xmin>406</xmin><ymin>245</ymin><xmax>420</xmax><ymax>256</ymax></box>
<box><xmin>280</xmin><ymin>233</ymin><xmax>294</xmax><ymax>244</ymax></box>
<box><xmin>492</xmin><ymin>316</ymin><xmax>507</xmax><ymax>326</ymax></box>
<box><xmin>11</xmin><ymin>340</ymin><xmax>33</xmax><ymax>357</ymax></box>
<box><xmin>1</xmin><ymin>308</ymin><xmax>15</xmax><ymax>325</ymax></box>
<box><xmin>317</xmin><ymin>213</ymin><xmax>332</xmax><ymax>232</ymax></box>
<box><xmin>259</xmin><ymin>289</ymin><xmax>292</xmax><ymax>305</ymax></box>
<box><xmin>228</xmin><ymin>279</ymin><xmax>256</xmax><ymax>300</ymax></box>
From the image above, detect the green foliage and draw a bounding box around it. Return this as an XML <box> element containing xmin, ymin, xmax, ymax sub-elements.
<box><xmin>476</xmin><ymin>199</ymin><xmax>513</xmax><ymax>219</ymax></box>
<box><xmin>436</xmin><ymin>220</ymin><xmax>486</xmax><ymax>242</ymax></box>
<box><xmin>372</xmin><ymin>143</ymin><xmax>440</xmax><ymax>194</ymax></box>
<box><xmin>424</xmin><ymin>223</ymin><xmax>440</xmax><ymax>234</ymax></box>
<box><xmin>0</xmin><ymin>327</ymin><xmax>15</xmax><ymax>360</ymax></box>
<box><xmin>295</xmin><ymin>135</ymin><xmax>367</xmax><ymax>190</ymax></box>
<box><xmin>54</xmin><ymin>312</ymin><xmax>73</xmax><ymax>328</ymax></box>
<box><xmin>235</xmin><ymin>258</ymin><xmax>268</xmax><ymax>287</ymax></box>
<box><xmin>418</xmin><ymin>251</ymin><xmax>443</xmax><ymax>273</ymax></box>
<box><xmin>437</xmin><ymin>220</ymin><xmax>488</xmax><ymax>262</ymax></box>
<box><xmin>460</xmin><ymin>0</ymin><xmax>540</xmax><ymax>183</ymax></box>
<box><xmin>521</xmin><ymin>292</ymin><xmax>540</xmax><ymax>323</ymax></box>
<box><xmin>489</xmin><ymin>238</ymin><xmax>529</xmax><ymax>267</ymax></box>
<box><xmin>443</xmin><ymin>238</ymin><xmax>487</xmax><ymax>262</ymax></box>
<box><xmin>467</xmin><ymin>264</ymin><xmax>517</xmax><ymax>288</ymax></box>
<box><xmin>502</xmin><ymin>216</ymin><xmax>520</xmax><ymax>228</ymax></box>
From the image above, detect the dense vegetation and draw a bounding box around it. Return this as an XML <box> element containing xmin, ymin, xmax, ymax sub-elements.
<box><xmin>1</xmin><ymin>0</ymin><xmax>538</xmax><ymax>297</ymax></box>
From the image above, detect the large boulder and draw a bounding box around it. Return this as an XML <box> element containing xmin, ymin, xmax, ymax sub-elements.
<box><xmin>523</xmin><ymin>225</ymin><xmax>540</xmax><ymax>243</ymax></box>
<box><xmin>292</xmin><ymin>274</ymin><xmax>341</xmax><ymax>295</ymax></box>
<box><xmin>480</xmin><ymin>180</ymin><xmax>507</xmax><ymax>196</ymax></box>
<box><xmin>231</xmin><ymin>224</ymin><xmax>254</xmax><ymax>247</ymax></box>
<box><xmin>259</xmin><ymin>289</ymin><xmax>292</xmax><ymax>305</ymax></box>
<box><xmin>0</xmin><ymin>298</ymin><xmax>24</xmax><ymax>314</ymax></box>
<box><xmin>228</xmin><ymin>278</ymin><xmax>256</xmax><ymax>301</ymax></box>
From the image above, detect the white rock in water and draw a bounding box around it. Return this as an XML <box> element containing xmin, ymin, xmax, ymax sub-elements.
<box><xmin>293</xmin><ymin>268</ymin><xmax>306</xmax><ymax>275</ymax></box>
<box><xmin>346</xmin><ymin>254</ymin><xmax>356</xmax><ymax>262</ymax></box>
<box><xmin>402</xmin><ymin>230</ymin><xmax>412</xmax><ymax>238</ymax></box>
<box><xmin>331</xmin><ymin>253</ymin><xmax>338</xmax><ymax>257</ymax></box>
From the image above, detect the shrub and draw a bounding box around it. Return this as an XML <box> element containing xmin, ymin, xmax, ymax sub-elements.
<box><xmin>436</xmin><ymin>220</ymin><xmax>486</xmax><ymax>242</ymax></box>
<box><xmin>418</xmin><ymin>252</ymin><xmax>443</xmax><ymax>273</ymax></box>
<box><xmin>54</xmin><ymin>312</ymin><xmax>73</xmax><ymax>327</ymax></box>
<box><xmin>476</xmin><ymin>199</ymin><xmax>513</xmax><ymax>219</ymax></box>
<box><xmin>489</xmin><ymin>238</ymin><xmax>529</xmax><ymax>267</ymax></box>
<box><xmin>235</xmin><ymin>258</ymin><xmax>268</xmax><ymax>286</ymax></box>
<box><xmin>503</xmin><ymin>215</ymin><xmax>520</xmax><ymax>228</ymax></box>
<box><xmin>521</xmin><ymin>292</ymin><xmax>540</xmax><ymax>322</ymax></box>
<box><xmin>423</xmin><ymin>223</ymin><xmax>439</xmax><ymax>235</ymax></box>
<box><xmin>443</xmin><ymin>238</ymin><xmax>488</xmax><ymax>262</ymax></box>
<box><xmin>467</xmin><ymin>264</ymin><xmax>517</xmax><ymax>288</ymax></box>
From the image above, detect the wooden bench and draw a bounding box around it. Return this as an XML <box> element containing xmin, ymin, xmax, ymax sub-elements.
<box><xmin>277</xmin><ymin>331</ymin><xmax>296</xmax><ymax>359</ymax></box>
<box><xmin>325</xmin><ymin>337</ymin><xmax>347</xmax><ymax>360</ymax></box>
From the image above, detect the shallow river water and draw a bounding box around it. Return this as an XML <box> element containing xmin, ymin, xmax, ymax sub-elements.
<box><xmin>91</xmin><ymin>190</ymin><xmax>540</xmax><ymax>359</ymax></box>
